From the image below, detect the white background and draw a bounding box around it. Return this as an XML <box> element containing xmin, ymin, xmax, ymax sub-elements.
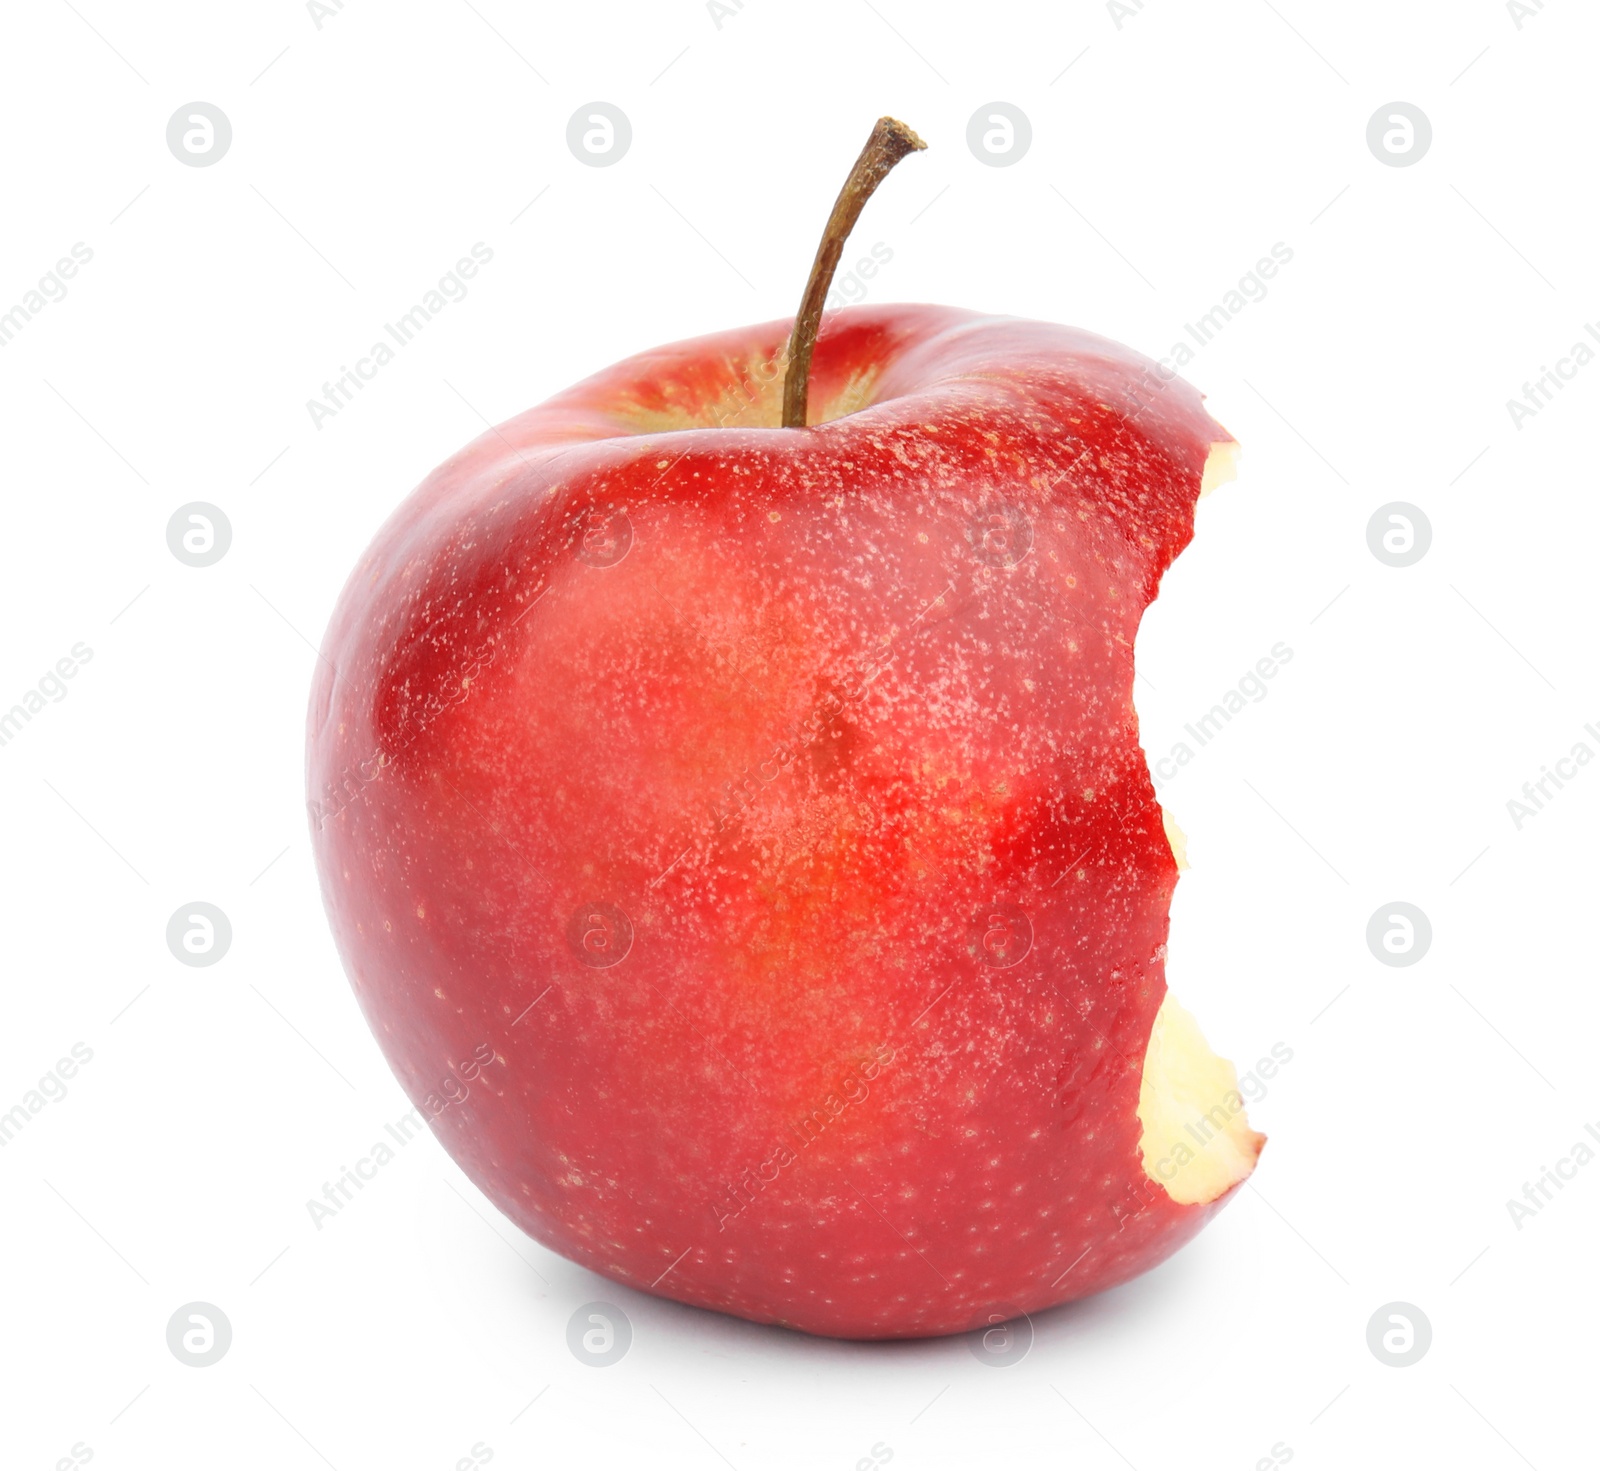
<box><xmin>2</xmin><ymin>1</ymin><xmax>1595</xmax><ymax>1467</ymax></box>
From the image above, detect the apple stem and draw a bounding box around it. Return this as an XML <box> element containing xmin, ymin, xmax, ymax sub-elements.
<box><xmin>781</xmin><ymin>116</ymin><xmax>926</xmax><ymax>429</ymax></box>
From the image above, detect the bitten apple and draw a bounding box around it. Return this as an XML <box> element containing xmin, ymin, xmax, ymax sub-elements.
<box><xmin>307</xmin><ymin>119</ymin><xmax>1262</xmax><ymax>1340</ymax></box>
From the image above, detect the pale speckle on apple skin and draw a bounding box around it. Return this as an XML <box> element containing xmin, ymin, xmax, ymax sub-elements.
<box><xmin>308</xmin><ymin>304</ymin><xmax>1234</xmax><ymax>1340</ymax></box>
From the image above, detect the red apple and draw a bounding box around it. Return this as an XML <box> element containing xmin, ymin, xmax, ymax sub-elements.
<box><xmin>308</xmin><ymin>121</ymin><xmax>1262</xmax><ymax>1340</ymax></box>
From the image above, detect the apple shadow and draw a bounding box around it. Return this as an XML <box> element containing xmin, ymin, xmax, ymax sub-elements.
<box><xmin>555</xmin><ymin>1225</ymin><xmax>1219</xmax><ymax>1367</ymax></box>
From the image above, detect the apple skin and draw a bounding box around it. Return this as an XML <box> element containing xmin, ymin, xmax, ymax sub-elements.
<box><xmin>308</xmin><ymin>303</ymin><xmax>1244</xmax><ymax>1340</ymax></box>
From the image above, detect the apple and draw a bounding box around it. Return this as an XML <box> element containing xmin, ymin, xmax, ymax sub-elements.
<box><xmin>308</xmin><ymin>119</ymin><xmax>1262</xmax><ymax>1340</ymax></box>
